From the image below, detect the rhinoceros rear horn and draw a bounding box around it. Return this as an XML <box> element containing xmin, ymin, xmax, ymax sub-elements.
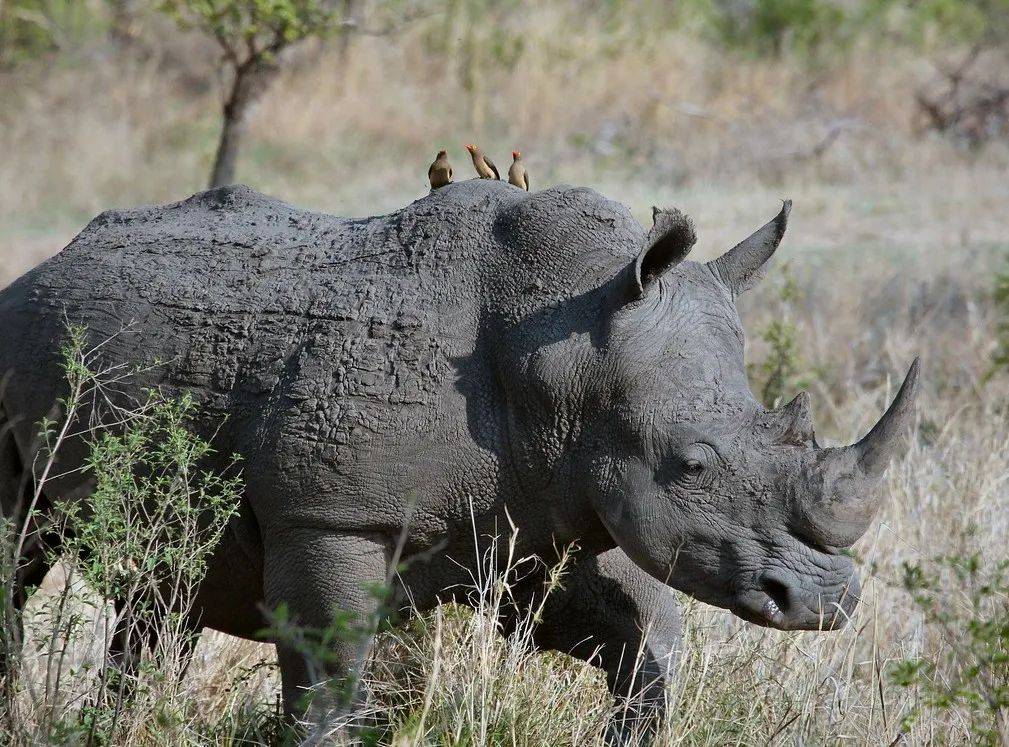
<box><xmin>628</xmin><ymin>207</ymin><xmax>697</xmax><ymax>300</ymax></box>
<box><xmin>707</xmin><ymin>200</ymin><xmax>791</xmax><ymax>298</ymax></box>
<box><xmin>772</xmin><ymin>390</ymin><xmax>815</xmax><ymax>445</ymax></box>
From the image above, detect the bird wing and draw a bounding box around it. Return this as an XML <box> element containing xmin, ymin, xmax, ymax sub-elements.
<box><xmin>486</xmin><ymin>156</ymin><xmax>500</xmax><ymax>180</ymax></box>
<box><xmin>524</xmin><ymin>171</ymin><xmax>530</xmax><ymax>190</ymax></box>
<box><xmin>428</xmin><ymin>161</ymin><xmax>435</xmax><ymax>178</ymax></box>
<box><xmin>449</xmin><ymin>166</ymin><xmax>453</xmax><ymax>179</ymax></box>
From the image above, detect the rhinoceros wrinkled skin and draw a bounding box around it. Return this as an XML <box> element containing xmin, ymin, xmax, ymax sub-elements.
<box><xmin>0</xmin><ymin>180</ymin><xmax>918</xmax><ymax>739</ymax></box>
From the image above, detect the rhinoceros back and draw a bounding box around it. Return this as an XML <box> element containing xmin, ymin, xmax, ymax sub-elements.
<box><xmin>0</xmin><ymin>184</ymin><xmax>497</xmax><ymax>472</ymax></box>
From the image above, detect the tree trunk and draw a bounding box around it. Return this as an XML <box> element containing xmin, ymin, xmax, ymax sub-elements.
<box><xmin>336</xmin><ymin>0</ymin><xmax>359</xmax><ymax>67</ymax></box>
<box><xmin>209</xmin><ymin>79</ymin><xmax>251</xmax><ymax>189</ymax></box>
<box><xmin>209</xmin><ymin>105</ymin><xmax>246</xmax><ymax>189</ymax></box>
<box><xmin>208</xmin><ymin>60</ymin><xmax>277</xmax><ymax>189</ymax></box>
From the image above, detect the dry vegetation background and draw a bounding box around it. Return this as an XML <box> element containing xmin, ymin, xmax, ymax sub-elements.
<box><xmin>3</xmin><ymin>0</ymin><xmax>1009</xmax><ymax>744</ymax></box>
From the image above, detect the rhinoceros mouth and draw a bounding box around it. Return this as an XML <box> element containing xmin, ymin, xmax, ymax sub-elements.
<box><xmin>761</xmin><ymin>596</ymin><xmax>785</xmax><ymax>626</ymax></box>
<box><xmin>731</xmin><ymin>570</ymin><xmax>858</xmax><ymax>631</ymax></box>
<box><xmin>733</xmin><ymin>594</ymin><xmax>829</xmax><ymax>630</ymax></box>
<box><xmin>733</xmin><ymin>592</ymin><xmax>790</xmax><ymax>629</ymax></box>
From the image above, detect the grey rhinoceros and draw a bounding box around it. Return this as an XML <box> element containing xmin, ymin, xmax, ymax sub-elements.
<box><xmin>0</xmin><ymin>180</ymin><xmax>918</xmax><ymax>740</ymax></box>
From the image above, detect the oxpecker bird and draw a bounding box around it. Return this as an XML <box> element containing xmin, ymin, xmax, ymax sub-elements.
<box><xmin>428</xmin><ymin>150</ymin><xmax>453</xmax><ymax>189</ymax></box>
<box><xmin>508</xmin><ymin>151</ymin><xmax>529</xmax><ymax>190</ymax></box>
<box><xmin>465</xmin><ymin>144</ymin><xmax>499</xmax><ymax>180</ymax></box>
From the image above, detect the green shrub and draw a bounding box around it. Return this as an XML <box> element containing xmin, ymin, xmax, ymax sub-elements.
<box><xmin>0</xmin><ymin>325</ymin><xmax>243</xmax><ymax>744</ymax></box>
<box><xmin>58</xmin><ymin>389</ymin><xmax>241</xmax><ymax>612</ymax></box>
<box><xmin>687</xmin><ymin>0</ymin><xmax>851</xmax><ymax>58</ymax></box>
<box><xmin>0</xmin><ymin>0</ymin><xmax>105</xmax><ymax>66</ymax></box>
<box><xmin>750</xmin><ymin>262</ymin><xmax>815</xmax><ymax>408</ymax></box>
<box><xmin>893</xmin><ymin>552</ymin><xmax>1009</xmax><ymax>744</ymax></box>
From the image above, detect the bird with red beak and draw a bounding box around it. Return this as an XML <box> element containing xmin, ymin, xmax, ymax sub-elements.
<box><xmin>465</xmin><ymin>144</ymin><xmax>499</xmax><ymax>180</ymax></box>
<box><xmin>508</xmin><ymin>150</ymin><xmax>529</xmax><ymax>190</ymax></box>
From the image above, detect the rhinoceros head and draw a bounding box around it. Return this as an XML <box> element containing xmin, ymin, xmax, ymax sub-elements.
<box><xmin>570</xmin><ymin>200</ymin><xmax>919</xmax><ymax>630</ymax></box>
<box><xmin>489</xmin><ymin>188</ymin><xmax>918</xmax><ymax>631</ymax></box>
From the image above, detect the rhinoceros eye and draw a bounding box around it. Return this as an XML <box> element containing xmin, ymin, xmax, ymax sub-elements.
<box><xmin>683</xmin><ymin>459</ymin><xmax>704</xmax><ymax>475</ymax></box>
<box><xmin>676</xmin><ymin>443</ymin><xmax>716</xmax><ymax>485</ymax></box>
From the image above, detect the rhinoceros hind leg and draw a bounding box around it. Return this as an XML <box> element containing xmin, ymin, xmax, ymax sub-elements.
<box><xmin>263</xmin><ymin>528</ymin><xmax>390</xmax><ymax>732</ymax></box>
<box><xmin>107</xmin><ymin>596</ymin><xmax>204</xmax><ymax>686</ymax></box>
<box><xmin>0</xmin><ymin>401</ymin><xmax>59</xmax><ymax>650</ymax></box>
<box><xmin>0</xmin><ymin>401</ymin><xmax>61</xmax><ymax>694</ymax></box>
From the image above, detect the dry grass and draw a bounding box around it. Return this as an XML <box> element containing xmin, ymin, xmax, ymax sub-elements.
<box><xmin>3</xmin><ymin>2</ymin><xmax>1009</xmax><ymax>743</ymax></box>
<box><xmin>2</xmin><ymin>3</ymin><xmax>1006</xmax><ymax>279</ymax></box>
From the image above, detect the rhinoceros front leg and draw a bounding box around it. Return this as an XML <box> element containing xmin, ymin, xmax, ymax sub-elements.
<box><xmin>263</xmin><ymin>528</ymin><xmax>389</xmax><ymax>730</ymax></box>
<box><xmin>533</xmin><ymin>548</ymin><xmax>682</xmax><ymax>745</ymax></box>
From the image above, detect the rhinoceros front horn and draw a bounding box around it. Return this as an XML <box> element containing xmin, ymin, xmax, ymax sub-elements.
<box><xmin>707</xmin><ymin>200</ymin><xmax>791</xmax><ymax>298</ymax></box>
<box><xmin>801</xmin><ymin>359</ymin><xmax>921</xmax><ymax>548</ymax></box>
<box><xmin>851</xmin><ymin>357</ymin><xmax>921</xmax><ymax>478</ymax></box>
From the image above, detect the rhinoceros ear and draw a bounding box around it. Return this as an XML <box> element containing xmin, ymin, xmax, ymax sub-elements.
<box><xmin>628</xmin><ymin>207</ymin><xmax>696</xmax><ymax>300</ymax></box>
<box><xmin>706</xmin><ymin>200</ymin><xmax>791</xmax><ymax>298</ymax></box>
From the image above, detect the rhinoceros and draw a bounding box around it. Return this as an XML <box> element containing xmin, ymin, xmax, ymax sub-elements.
<box><xmin>0</xmin><ymin>181</ymin><xmax>918</xmax><ymax>739</ymax></box>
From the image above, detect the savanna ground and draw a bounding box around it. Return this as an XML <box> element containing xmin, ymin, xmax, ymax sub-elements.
<box><xmin>2</xmin><ymin>0</ymin><xmax>1009</xmax><ymax>744</ymax></box>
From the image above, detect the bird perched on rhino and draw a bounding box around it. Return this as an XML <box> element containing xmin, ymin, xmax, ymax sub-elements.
<box><xmin>465</xmin><ymin>144</ymin><xmax>499</xmax><ymax>180</ymax></box>
<box><xmin>428</xmin><ymin>150</ymin><xmax>453</xmax><ymax>189</ymax></box>
<box><xmin>508</xmin><ymin>151</ymin><xmax>529</xmax><ymax>191</ymax></box>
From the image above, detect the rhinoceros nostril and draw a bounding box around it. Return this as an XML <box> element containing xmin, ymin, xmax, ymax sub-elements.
<box><xmin>760</xmin><ymin>576</ymin><xmax>793</xmax><ymax>615</ymax></box>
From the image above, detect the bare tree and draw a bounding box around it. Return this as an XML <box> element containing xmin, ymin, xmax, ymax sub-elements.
<box><xmin>160</xmin><ymin>0</ymin><xmax>339</xmax><ymax>188</ymax></box>
<box><xmin>913</xmin><ymin>0</ymin><xmax>1009</xmax><ymax>147</ymax></box>
<box><xmin>159</xmin><ymin>0</ymin><xmax>436</xmax><ymax>188</ymax></box>
<box><xmin>917</xmin><ymin>44</ymin><xmax>1009</xmax><ymax>148</ymax></box>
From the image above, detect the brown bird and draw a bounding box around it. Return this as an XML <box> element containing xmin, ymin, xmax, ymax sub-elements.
<box><xmin>428</xmin><ymin>149</ymin><xmax>453</xmax><ymax>189</ymax></box>
<box><xmin>465</xmin><ymin>144</ymin><xmax>499</xmax><ymax>180</ymax></box>
<box><xmin>508</xmin><ymin>151</ymin><xmax>529</xmax><ymax>190</ymax></box>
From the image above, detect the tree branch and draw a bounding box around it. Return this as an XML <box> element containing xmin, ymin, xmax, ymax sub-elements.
<box><xmin>336</xmin><ymin>7</ymin><xmax>436</xmax><ymax>37</ymax></box>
